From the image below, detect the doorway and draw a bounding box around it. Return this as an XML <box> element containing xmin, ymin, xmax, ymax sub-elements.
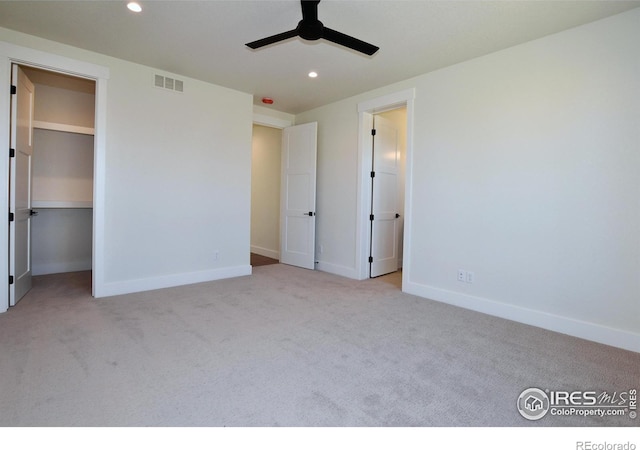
<box><xmin>368</xmin><ymin>107</ymin><xmax>407</xmax><ymax>278</ymax></box>
<box><xmin>9</xmin><ymin>65</ymin><xmax>95</xmax><ymax>305</ymax></box>
<box><xmin>250</xmin><ymin>118</ymin><xmax>318</xmax><ymax>271</ymax></box>
<box><xmin>356</xmin><ymin>88</ymin><xmax>415</xmax><ymax>287</ymax></box>
<box><xmin>1</xmin><ymin>41</ymin><xmax>109</xmax><ymax>311</ymax></box>
<box><xmin>250</xmin><ymin>123</ymin><xmax>282</xmax><ymax>266</ymax></box>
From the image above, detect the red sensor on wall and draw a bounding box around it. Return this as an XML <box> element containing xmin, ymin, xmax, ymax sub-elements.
<box><xmin>261</xmin><ymin>97</ymin><xmax>274</xmax><ymax>104</ymax></box>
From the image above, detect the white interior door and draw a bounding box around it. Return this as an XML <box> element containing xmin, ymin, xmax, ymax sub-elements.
<box><xmin>370</xmin><ymin>115</ymin><xmax>400</xmax><ymax>277</ymax></box>
<box><xmin>280</xmin><ymin>122</ymin><xmax>317</xmax><ymax>270</ymax></box>
<box><xmin>9</xmin><ymin>65</ymin><xmax>35</xmax><ymax>305</ymax></box>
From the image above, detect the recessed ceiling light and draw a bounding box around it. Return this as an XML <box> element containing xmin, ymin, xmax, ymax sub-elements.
<box><xmin>308</xmin><ymin>71</ymin><xmax>318</xmax><ymax>78</ymax></box>
<box><xmin>127</xmin><ymin>2</ymin><xmax>142</xmax><ymax>13</ymax></box>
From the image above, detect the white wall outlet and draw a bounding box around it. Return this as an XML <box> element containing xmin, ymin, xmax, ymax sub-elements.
<box><xmin>466</xmin><ymin>271</ymin><xmax>475</xmax><ymax>283</ymax></box>
<box><xmin>213</xmin><ymin>251</ymin><xmax>219</xmax><ymax>262</ymax></box>
<box><xmin>457</xmin><ymin>269</ymin><xmax>466</xmax><ymax>282</ymax></box>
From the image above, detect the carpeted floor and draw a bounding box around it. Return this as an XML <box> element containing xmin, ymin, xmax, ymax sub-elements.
<box><xmin>0</xmin><ymin>264</ymin><xmax>637</xmax><ymax>427</ymax></box>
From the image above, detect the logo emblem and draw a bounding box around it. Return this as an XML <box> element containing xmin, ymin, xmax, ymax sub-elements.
<box><xmin>517</xmin><ymin>388</ymin><xmax>550</xmax><ymax>420</ymax></box>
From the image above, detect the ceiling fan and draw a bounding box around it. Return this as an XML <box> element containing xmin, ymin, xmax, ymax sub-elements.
<box><xmin>246</xmin><ymin>0</ymin><xmax>379</xmax><ymax>56</ymax></box>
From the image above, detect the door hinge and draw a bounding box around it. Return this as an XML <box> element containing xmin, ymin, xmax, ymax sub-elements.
<box><xmin>368</xmin><ymin>256</ymin><xmax>373</xmax><ymax>263</ymax></box>
<box><xmin>370</xmin><ymin>171</ymin><xmax>375</xmax><ymax>178</ymax></box>
<box><xmin>371</xmin><ymin>129</ymin><xmax>376</xmax><ymax>136</ymax></box>
<box><xmin>9</xmin><ymin>148</ymin><xmax>15</xmax><ymax>158</ymax></box>
<box><xmin>369</xmin><ymin>214</ymin><xmax>374</xmax><ymax>221</ymax></box>
<box><xmin>10</xmin><ymin>85</ymin><xmax>17</xmax><ymax>95</ymax></box>
<box><xmin>9</xmin><ymin>275</ymin><xmax>14</xmax><ymax>285</ymax></box>
<box><xmin>9</xmin><ymin>212</ymin><xmax>14</xmax><ymax>222</ymax></box>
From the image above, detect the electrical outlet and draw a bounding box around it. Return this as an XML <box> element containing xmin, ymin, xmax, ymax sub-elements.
<box><xmin>466</xmin><ymin>271</ymin><xmax>475</xmax><ymax>283</ymax></box>
<box><xmin>213</xmin><ymin>251</ymin><xmax>219</xmax><ymax>262</ymax></box>
<box><xmin>457</xmin><ymin>269</ymin><xmax>466</xmax><ymax>282</ymax></box>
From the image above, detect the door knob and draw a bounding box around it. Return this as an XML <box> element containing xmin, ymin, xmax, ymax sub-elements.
<box><xmin>306</xmin><ymin>211</ymin><xmax>315</xmax><ymax>216</ymax></box>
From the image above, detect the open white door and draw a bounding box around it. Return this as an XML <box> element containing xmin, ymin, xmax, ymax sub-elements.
<box><xmin>9</xmin><ymin>65</ymin><xmax>35</xmax><ymax>305</ymax></box>
<box><xmin>280</xmin><ymin>122</ymin><xmax>317</xmax><ymax>270</ymax></box>
<box><xmin>370</xmin><ymin>115</ymin><xmax>400</xmax><ymax>277</ymax></box>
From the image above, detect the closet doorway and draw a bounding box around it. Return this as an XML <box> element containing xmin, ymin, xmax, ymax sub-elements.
<box><xmin>356</xmin><ymin>88</ymin><xmax>415</xmax><ymax>285</ymax></box>
<box><xmin>368</xmin><ymin>107</ymin><xmax>407</xmax><ymax>278</ymax></box>
<box><xmin>9</xmin><ymin>65</ymin><xmax>95</xmax><ymax>304</ymax></box>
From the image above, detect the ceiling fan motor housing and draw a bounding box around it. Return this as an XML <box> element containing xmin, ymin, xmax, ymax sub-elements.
<box><xmin>298</xmin><ymin>19</ymin><xmax>324</xmax><ymax>41</ymax></box>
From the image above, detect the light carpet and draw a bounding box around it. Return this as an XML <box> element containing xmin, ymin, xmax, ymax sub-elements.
<box><xmin>0</xmin><ymin>264</ymin><xmax>637</xmax><ymax>427</ymax></box>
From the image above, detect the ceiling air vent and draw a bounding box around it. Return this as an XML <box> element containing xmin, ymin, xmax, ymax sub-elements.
<box><xmin>154</xmin><ymin>74</ymin><xmax>184</xmax><ymax>93</ymax></box>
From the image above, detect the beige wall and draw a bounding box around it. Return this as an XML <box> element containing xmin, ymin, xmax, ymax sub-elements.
<box><xmin>251</xmin><ymin>124</ymin><xmax>282</xmax><ymax>259</ymax></box>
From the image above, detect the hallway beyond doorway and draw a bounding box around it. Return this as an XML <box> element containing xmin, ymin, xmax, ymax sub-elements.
<box><xmin>250</xmin><ymin>253</ymin><xmax>279</xmax><ymax>267</ymax></box>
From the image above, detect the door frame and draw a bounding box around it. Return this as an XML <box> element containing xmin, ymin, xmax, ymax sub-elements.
<box><xmin>0</xmin><ymin>42</ymin><xmax>109</xmax><ymax>311</ymax></box>
<box><xmin>253</xmin><ymin>111</ymin><xmax>293</xmax><ymax>130</ymax></box>
<box><xmin>356</xmin><ymin>89</ymin><xmax>415</xmax><ymax>286</ymax></box>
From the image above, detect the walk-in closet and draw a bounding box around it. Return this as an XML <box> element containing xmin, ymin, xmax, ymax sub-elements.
<box><xmin>22</xmin><ymin>66</ymin><xmax>95</xmax><ymax>277</ymax></box>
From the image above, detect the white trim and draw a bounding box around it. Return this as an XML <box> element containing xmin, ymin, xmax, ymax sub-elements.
<box><xmin>356</xmin><ymin>89</ymin><xmax>416</xmax><ymax>283</ymax></box>
<box><xmin>0</xmin><ymin>42</ymin><xmax>109</xmax><ymax>80</ymax></box>
<box><xmin>315</xmin><ymin>261</ymin><xmax>359</xmax><ymax>280</ymax></box>
<box><xmin>92</xmin><ymin>65</ymin><xmax>108</xmax><ymax>298</ymax></box>
<box><xmin>33</xmin><ymin>260</ymin><xmax>91</xmax><ymax>276</ymax></box>
<box><xmin>404</xmin><ymin>280</ymin><xmax>640</xmax><ymax>353</ymax></box>
<box><xmin>0</xmin><ymin>51</ymin><xmax>10</xmax><ymax>313</ymax></box>
<box><xmin>357</xmin><ymin>89</ymin><xmax>416</xmax><ymax>114</ymax></box>
<box><xmin>250</xmin><ymin>245</ymin><xmax>279</xmax><ymax>260</ymax></box>
<box><xmin>98</xmin><ymin>265</ymin><xmax>252</xmax><ymax>298</ymax></box>
<box><xmin>252</xmin><ymin>113</ymin><xmax>293</xmax><ymax>129</ymax></box>
<box><xmin>0</xmin><ymin>41</ymin><xmax>109</xmax><ymax>309</ymax></box>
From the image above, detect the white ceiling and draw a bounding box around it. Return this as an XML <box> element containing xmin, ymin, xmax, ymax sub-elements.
<box><xmin>1</xmin><ymin>0</ymin><xmax>638</xmax><ymax>114</ymax></box>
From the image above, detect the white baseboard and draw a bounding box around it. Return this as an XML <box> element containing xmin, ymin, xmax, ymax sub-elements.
<box><xmin>250</xmin><ymin>245</ymin><xmax>279</xmax><ymax>260</ymax></box>
<box><xmin>404</xmin><ymin>280</ymin><xmax>640</xmax><ymax>354</ymax></box>
<box><xmin>96</xmin><ymin>265</ymin><xmax>252</xmax><ymax>298</ymax></box>
<box><xmin>315</xmin><ymin>260</ymin><xmax>360</xmax><ymax>280</ymax></box>
<box><xmin>33</xmin><ymin>260</ymin><xmax>92</xmax><ymax>276</ymax></box>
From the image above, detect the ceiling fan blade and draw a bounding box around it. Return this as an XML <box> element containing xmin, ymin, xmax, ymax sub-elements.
<box><xmin>322</xmin><ymin>27</ymin><xmax>379</xmax><ymax>56</ymax></box>
<box><xmin>246</xmin><ymin>29</ymin><xmax>299</xmax><ymax>50</ymax></box>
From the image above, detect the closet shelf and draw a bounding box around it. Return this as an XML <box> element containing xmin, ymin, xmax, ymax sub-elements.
<box><xmin>32</xmin><ymin>201</ymin><xmax>93</xmax><ymax>209</ymax></box>
<box><xmin>33</xmin><ymin>120</ymin><xmax>94</xmax><ymax>136</ymax></box>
